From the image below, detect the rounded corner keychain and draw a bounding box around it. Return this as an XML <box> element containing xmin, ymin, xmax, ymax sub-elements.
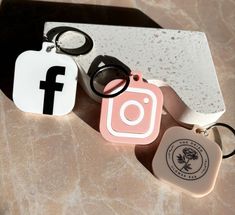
<box><xmin>13</xmin><ymin>27</ymin><xmax>93</xmax><ymax>116</ymax></box>
<box><xmin>152</xmin><ymin>123</ymin><xmax>235</xmax><ymax>198</ymax></box>
<box><xmin>90</xmin><ymin>68</ymin><xmax>164</xmax><ymax>145</ymax></box>
<box><xmin>13</xmin><ymin>42</ymin><xmax>78</xmax><ymax>116</ymax></box>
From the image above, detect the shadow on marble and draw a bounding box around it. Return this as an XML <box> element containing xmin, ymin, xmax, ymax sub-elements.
<box><xmin>73</xmin><ymin>84</ymin><xmax>101</xmax><ymax>131</ymax></box>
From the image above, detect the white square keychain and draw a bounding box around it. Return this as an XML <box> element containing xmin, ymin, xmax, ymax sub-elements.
<box><xmin>152</xmin><ymin>124</ymin><xmax>235</xmax><ymax>198</ymax></box>
<box><xmin>13</xmin><ymin>27</ymin><xmax>93</xmax><ymax>116</ymax></box>
<box><xmin>13</xmin><ymin>42</ymin><xmax>78</xmax><ymax>115</ymax></box>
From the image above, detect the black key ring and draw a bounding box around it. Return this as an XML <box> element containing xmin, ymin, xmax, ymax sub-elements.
<box><xmin>89</xmin><ymin>64</ymin><xmax>130</xmax><ymax>98</ymax></box>
<box><xmin>205</xmin><ymin>123</ymin><xmax>235</xmax><ymax>159</ymax></box>
<box><xmin>44</xmin><ymin>26</ymin><xmax>93</xmax><ymax>55</ymax></box>
<box><xmin>45</xmin><ymin>27</ymin><xmax>130</xmax><ymax>98</ymax></box>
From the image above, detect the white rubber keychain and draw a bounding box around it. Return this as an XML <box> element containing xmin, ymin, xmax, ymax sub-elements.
<box><xmin>13</xmin><ymin>26</ymin><xmax>94</xmax><ymax>116</ymax></box>
<box><xmin>13</xmin><ymin>42</ymin><xmax>78</xmax><ymax>115</ymax></box>
<box><xmin>152</xmin><ymin>123</ymin><xmax>235</xmax><ymax>198</ymax></box>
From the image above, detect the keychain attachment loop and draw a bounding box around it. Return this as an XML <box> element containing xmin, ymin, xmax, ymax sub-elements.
<box><xmin>45</xmin><ymin>26</ymin><xmax>93</xmax><ymax>56</ymax></box>
<box><xmin>205</xmin><ymin>122</ymin><xmax>235</xmax><ymax>159</ymax></box>
<box><xmin>90</xmin><ymin>64</ymin><xmax>130</xmax><ymax>98</ymax></box>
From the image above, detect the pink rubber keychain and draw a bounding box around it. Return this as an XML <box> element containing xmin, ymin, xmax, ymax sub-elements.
<box><xmin>152</xmin><ymin>123</ymin><xmax>235</xmax><ymax>198</ymax></box>
<box><xmin>90</xmin><ymin>66</ymin><xmax>163</xmax><ymax>145</ymax></box>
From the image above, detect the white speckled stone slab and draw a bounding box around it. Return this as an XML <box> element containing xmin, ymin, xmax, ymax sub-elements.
<box><xmin>43</xmin><ymin>22</ymin><xmax>225</xmax><ymax>126</ymax></box>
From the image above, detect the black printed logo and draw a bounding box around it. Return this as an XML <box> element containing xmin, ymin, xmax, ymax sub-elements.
<box><xmin>39</xmin><ymin>66</ymin><xmax>65</xmax><ymax>115</ymax></box>
<box><xmin>166</xmin><ymin>139</ymin><xmax>209</xmax><ymax>181</ymax></box>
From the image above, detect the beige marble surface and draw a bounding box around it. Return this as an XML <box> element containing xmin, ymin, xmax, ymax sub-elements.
<box><xmin>0</xmin><ymin>0</ymin><xmax>235</xmax><ymax>214</ymax></box>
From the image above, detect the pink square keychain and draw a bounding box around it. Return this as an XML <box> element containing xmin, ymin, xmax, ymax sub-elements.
<box><xmin>99</xmin><ymin>72</ymin><xmax>163</xmax><ymax>144</ymax></box>
<box><xmin>152</xmin><ymin>124</ymin><xmax>235</xmax><ymax>198</ymax></box>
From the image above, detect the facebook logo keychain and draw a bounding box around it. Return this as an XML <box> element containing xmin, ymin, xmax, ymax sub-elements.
<box><xmin>13</xmin><ymin>27</ymin><xmax>93</xmax><ymax>115</ymax></box>
<box><xmin>13</xmin><ymin>42</ymin><xmax>78</xmax><ymax>115</ymax></box>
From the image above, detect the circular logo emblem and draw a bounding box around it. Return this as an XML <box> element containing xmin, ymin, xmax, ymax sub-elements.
<box><xmin>166</xmin><ymin>139</ymin><xmax>209</xmax><ymax>181</ymax></box>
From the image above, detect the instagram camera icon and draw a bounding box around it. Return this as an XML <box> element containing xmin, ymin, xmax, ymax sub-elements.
<box><xmin>100</xmin><ymin>72</ymin><xmax>163</xmax><ymax>144</ymax></box>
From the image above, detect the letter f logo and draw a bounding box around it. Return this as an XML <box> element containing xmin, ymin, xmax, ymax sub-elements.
<box><xmin>13</xmin><ymin>43</ymin><xmax>78</xmax><ymax>115</ymax></box>
<box><xmin>40</xmin><ymin>66</ymin><xmax>65</xmax><ymax>115</ymax></box>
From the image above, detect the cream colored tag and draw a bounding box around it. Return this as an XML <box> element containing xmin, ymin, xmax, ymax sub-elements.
<box><xmin>152</xmin><ymin>126</ymin><xmax>222</xmax><ymax>198</ymax></box>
